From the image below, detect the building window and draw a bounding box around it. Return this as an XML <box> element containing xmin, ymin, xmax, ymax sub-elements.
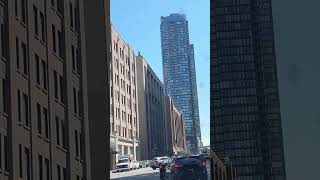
<box><xmin>16</xmin><ymin>38</ymin><xmax>20</xmax><ymax>69</ymax></box>
<box><xmin>44</xmin><ymin>108</ymin><xmax>49</xmax><ymax>138</ymax></box>
<box><xmin>63</xmin><ymin>167</ymin><xmax>66</xmax><ymax>180</ymax></box>
<box><xmin>19</xmin><ymin>144</ymin><xmax>22</xmax><ymax>177</ymax></box>
<box><xmin>18</xmin><ymin>90</ymin><xmax>21</xmax><ymax>122</ymax></box>
<box><xmin>56</xmin><ymin>117</ymin><xmax>60</xmax><ymax>145</ymax></box>
<box><xmin>52</xmin><ymin>25</ymin><xmax>56</xmax><ymax>53</ymax></box>
<box><xmin>25</xmin><ymin>147</ymin><xmax>31</xmax><ymax>180</ymax></box>
<box><xmin>21</xmin><ymin>0</ymin><xmax>27</xmax><ymax>24</ymax></box>
<box><xmin>23</xmin><ymin>93</ymin><xmax>29</xmax><ymax>127</ymax></box>
<box><xmin>4</xmin><ymin>136</ymin><xmax>8</xmax><ymax>172</ymax></box>
<box><xmin>42</xmin><ymin>60</ymin><xmax>47</xmax><ymax>90</ymax></box>
<box><xmin>62</xmin><ymin>120</ymin><xmax>66</xmax><ymax>149</ymax></box>
<box><xmin>22</xmin><ymin>42</ymin><xmax>28</xmax><ymax>75</ymax></box>
<box><xmin>58</xmin><ymin>31</ymin><xmax>63</xmax><ymax>59</ymax></box>
<box><xmin>59</xmin><ymin>76</ymin><xmax>64</xmax><ymax>103</ymax></box>
<box><xmin>35</xmin><ymin>54</ymin><xmax>40</xmax><ymax>85</ymax></box>
<box><xmin>33</xmin><ymin>5</ymin><xmax>38</xmax><ymax>36</ymax></box>
<box><xmin>39</xmin><ymin>155</ymin><xmax>43</xmax><ymax>180</ymax></box>
<box><xmin>1</xmin><ymin>21</ymin><xmax>4</xmax><ymax>59</ymax></box>
<box><xmin>54</xmin><ymin>71</ymin><xmax>58</xmax><ymax>99</ymax></box>
<box><xmin>37</xmin><ymin>103</ymin><xmax>42</xmax><ymax>134</ymax></box>
<box><xmin>15</xmin><ymin>0</ymin><xmax>18</xmax><ymax>17</ymax></box>
<box><xmin>69</xmin><ymin>2</ymin><xmax>74</xmax><ymax>29</ymax></box>
<box><xmin>40</xmin><ymin>12</ymin><xmax>46</xmax><ymax>42</ymax></box>
<box><xmin>73</xmin><ymin>87</ymin><xmax>77</xmax><ymax>115</ymax></box>
<box><xmin>57</xmin><ymin>165</ymin><xmax>61</xmax><ymax>180</ymax></box>
<box><xmin>75</xmin><ymin>130</ymin><xmax>79</xmax><ymax>157</ymax></box>
<box><xmin>71</xmin><ymin>45</ymin><xmax>75</xmax><ymax>71</ymax></box>
<box><xmin>51</xmin><ymin>0</ymin><xmax>55</xmax><ymax>7</ymax></box>
<box><xmin>45</xmin><ymin>159</ymin><xmax>50</xmax><ymax>180</ymax></box>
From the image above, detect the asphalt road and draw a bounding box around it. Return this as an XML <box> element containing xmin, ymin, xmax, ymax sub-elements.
<box><xmin>110</xmin><ymin>160</ymin><xmax>212</xmax><ymax>180</ymax></box>
<box><xmin>110</xmin><ymin>168</ymin><xmax>159</xmax><ymax>180</ymax></box>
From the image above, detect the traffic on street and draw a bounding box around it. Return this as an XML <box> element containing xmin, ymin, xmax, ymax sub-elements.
<box><xmin>110</xmin><ymin>154</ymin><xmax>212</xmax><ymax>180</ymax></box>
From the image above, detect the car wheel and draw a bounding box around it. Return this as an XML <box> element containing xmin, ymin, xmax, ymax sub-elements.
<box><xmin>152</xmin><ymin>167</ymin><xmax>156</xmax><ymax>170</ymax></box>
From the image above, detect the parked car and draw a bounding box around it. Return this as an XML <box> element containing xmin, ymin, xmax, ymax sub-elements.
<box><xmin>138</xmin><ymin>161</ymin><xmax>146</xmax><ymax>168</ymax></box>
<box><xmin>132</xmin><ymin>160</ymin><xmax>140</xmax><ymax>169</ymax></box>
<box><xmin>159</xmin><ymin>158</ymin><xmax>172</xmax><ymax>180</ymax></box>
<box><xmin>160</xmin><ymin>155</ymin><xmax>208</xmax><ymax>180</ymax></box>
<box><xmin>151</xmin><ymin>156</ymin><xmax>170</xmax><ymax>170</ymax></box>
<box><xmin>115</xmin><ymin>158</ymin><xmax>133</xmax><ymax>172</ymax></box>
<box><xmin>145</xmin><ymin>160</ymin><xmax>151</xmax><ymax>167</ymax></box>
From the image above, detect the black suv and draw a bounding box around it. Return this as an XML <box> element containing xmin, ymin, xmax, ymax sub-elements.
<box><xmin>159</xmin><ymin>155</ymin><xmax>208</xmax><ymax>180</ymax></box>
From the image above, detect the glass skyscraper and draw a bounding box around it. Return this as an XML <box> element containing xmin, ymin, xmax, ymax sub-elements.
<box><xmin>211</xmin><ymin>0</ymin><xmax>287</xmax><ymax>180</ymax></box>
<box><xmin>160</xmin><ymin>14</ymin><xmax>202</xmax><ymax>153</ymax></box>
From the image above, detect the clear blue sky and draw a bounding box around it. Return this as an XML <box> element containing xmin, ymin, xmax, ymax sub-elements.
<box><xmin>111</xmin><ymin>0</ymin><xmax>210</xmax><ymax>146</ymax></box>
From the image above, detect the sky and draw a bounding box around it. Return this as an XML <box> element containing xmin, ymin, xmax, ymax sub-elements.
<box><xmin>110</xmin><ymin>0</ymin><xmax>210</xmax><ymax>146</ymax></box>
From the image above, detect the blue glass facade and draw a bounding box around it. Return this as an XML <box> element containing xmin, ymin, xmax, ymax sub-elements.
<box><xmin>160</xmin><ymin>14</ymin><xmax>201</xmax><ymax>153</ymax></box>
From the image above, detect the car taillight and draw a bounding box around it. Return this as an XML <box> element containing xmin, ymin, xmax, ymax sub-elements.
<box><xmin>174</xmin><ymin>163</ymin><xmax>183</xmax><ymax>168</ymax></box>
<box><xmin>200</xmin><ymin>161</ymin><xmax>206</xmax><ymax>168</ymax></box>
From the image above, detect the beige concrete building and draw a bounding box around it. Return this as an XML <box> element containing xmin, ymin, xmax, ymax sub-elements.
<box><xmin>0</xmin><ymin>0</ymin><xmax>100</xmax><ymax>179</ymax></box>
<box><xmin>110</xmin><ymin>24</ymin><xmax>139</xmax><ymax>168</ymax></box>
<box><xmin>209</xmin><ymin>150</ymin><xmax>237</xmax><ymax>180</ymax></box>
<box><xmin>136</xmin><ymin>54</ymin><xmax>166</xmax><ymax>160</ymax></box>
<box><xmin>164</xmin><ymin>95</ymin><xmax>186</xmax><ymax>155</ymax></box>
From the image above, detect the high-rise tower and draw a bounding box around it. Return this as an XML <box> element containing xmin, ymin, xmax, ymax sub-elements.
<box><xmin>160</xmin><ymin>13</ymin><xmax>201</xmax><ymax>153</ymax></box>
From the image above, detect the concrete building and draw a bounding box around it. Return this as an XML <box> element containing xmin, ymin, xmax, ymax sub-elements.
<box><xmin>136</xmin><ymin>54</ymin><xmax>166</xmax><ymax>160</ymax></box>
<box><xmin>164</xmin><ymin>95</ymin><xmax>186</xmax><ymax>156</ymax></box>
<box><xmin>83</xmin><ymin>0</ymin><xmax>110</xmax><ymax>179</ymax></box>
<box><xmin>160</xmin><ymin>13</ymin><xmax>202</xmax><ymax>153</ymax></box>
<box><xmin>109</xmin><ymin>24</ymin><xmax>139</xmax><ymax>168</ymax></box>
<box><xmin>0</xmin><ymin>0</ymin><xmax>100</xmax><ymax>179</ymax></box>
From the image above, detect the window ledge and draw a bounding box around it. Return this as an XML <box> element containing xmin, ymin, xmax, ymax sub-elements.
<box><xmin>36</xmin><ymin>84</ymin><xmax>41</xmax><ymax>90</ymax></box>
<box><xmin>20</xmin><ymin>21</ymin><xmax>27</xmax><ymax>29</ymax></box>
<box><xmin>1</xmin><ymin>56</ymin><xmax>6</xmax><ymax>62</ymax></box>
<box><xmin>2</xmin><ymin>112</ymin><xmax>8</xmax><ymax>118</ymax></box>
<box><xmin>4</xmin><ymin>170</ymin><xmax>9</xmax><ymax>176</ymax></box>
<box><xmin>44</xmin><ymin>137</ymin><xmax>50</xmax><ymax>143</ymax></box>
<box><xmin>62</xmin><ymin>148</ymin><xmax>68</xmax><ymax>153</ymax></box>
<box><xmin>58</xmin><ymin>56</ymin><xmax>64</xmax><ymax>63</ymax></box>
<box><xmin>34</xmin><ymin>34</ymin><xmax>40</xmax><ymax>40</ymax></box>
<box><xmin>23</xmin><ymin>125</ymin><xmax>31</xmax><ymax>131</ymax></box>
<box><xmin>42</xmin><ymin>88</ymin><xmax>48</xmax><ymax>95</ymax></box>
<box><xmin>22</xmin><ymin>73</ymin><xmax>29</xmax><ymax>80</ymax></box>
<box><xmin>56</xmin><ymin>11</ymin><xmax>63</xmax><ymax>18</ymax></box>
<box><xmin>59</xmin><ymin>102</ymin><xmax>65</xmax><ymax>108</ymax></box>
<box><xmin>40</xmin><ymin>39</ymin><xmax>47</xmax><ymax>47</ymax></box>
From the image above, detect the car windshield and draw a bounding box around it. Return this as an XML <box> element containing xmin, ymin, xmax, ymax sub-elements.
<box><xmin>118</xmin><ymin>159</ymin><xmax>129</xmax><ymax>163</ymax></box>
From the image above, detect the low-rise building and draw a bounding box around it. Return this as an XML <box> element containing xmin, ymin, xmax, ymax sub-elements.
<box><xmin>209</xmin><ymin>150</ymin><xmax>237</xmax><ymax>180</ymax></box>
<box><xmin>164</xmin><ymin>95</ymin><xmax>186</xmax><ymax>155</ymax></box>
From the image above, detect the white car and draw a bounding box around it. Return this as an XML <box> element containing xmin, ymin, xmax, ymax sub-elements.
<box><xmin>116</xmin><ymin>158</ymin><xmax>133</xmax><ymax>172</ymax></box>
<box><xmin>132</xmin><ymin>160</ymin><xmax>140</xmax><ymax>169</ymax></box>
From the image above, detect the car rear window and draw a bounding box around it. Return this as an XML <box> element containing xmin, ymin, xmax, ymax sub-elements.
<box><xmin>175</xmin><ymin>156</ymin><xmax>202</xmax><ymax>165</ymax></box>
<box><xmin>118</xmin><ymin>159</ymin><xmax>129</xmax><ymax>163</ymax></box>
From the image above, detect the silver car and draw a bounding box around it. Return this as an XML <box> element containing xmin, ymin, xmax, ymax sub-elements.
<box><xmin>150</xmin><ymin>157</ymin><xmax>170</xmax><ymax>170</ymax></box>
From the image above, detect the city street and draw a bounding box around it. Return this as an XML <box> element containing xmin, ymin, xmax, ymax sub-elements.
<box><xmin>110</xmin><ymin>168</ymin><xmax>159</xmax><ymax>179</ymax></box>
<box><xmin>110</xmin><ymin>160</ymin><xmax>212</xmax><ymax>180</ymax></box>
